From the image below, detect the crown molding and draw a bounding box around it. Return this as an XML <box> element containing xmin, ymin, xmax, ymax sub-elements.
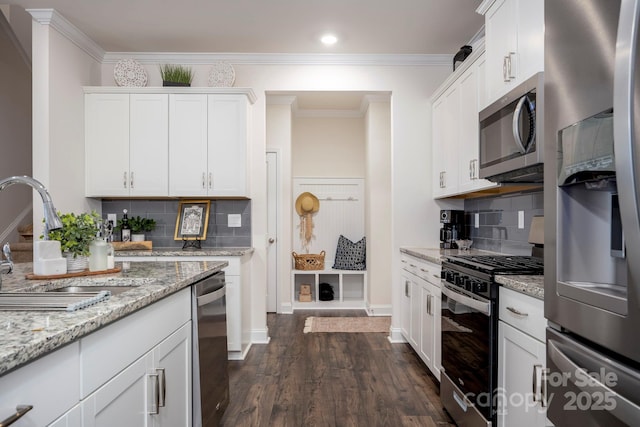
<box><xmin>476</xmin><ymin>0</ymin><xmax>496</xmax><ymax>15</ymax></box>
<box><xmin>266</xmin><ymin>95</ymin><xmax>297</xmax><ymax>106</ymax></box>
<box><xmin>26</xmin><ymin>8</ymin><xmax>104</xmax><ymax>62</ymax></box>
<box><xmin>103</xmin><ymin>51</ymin><xmax>452</xmax><ymax>67</ymax></box>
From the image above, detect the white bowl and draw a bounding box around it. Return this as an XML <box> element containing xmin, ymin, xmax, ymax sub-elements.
<box><xmin>455</xmin><ymin>239</ymin><xmax>473</xmax><ymax>250</ymax></box>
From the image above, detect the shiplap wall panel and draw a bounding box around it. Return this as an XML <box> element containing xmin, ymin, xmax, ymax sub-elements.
<box><xmin>293</xmin><ymin>178</ymin><xmax>365</xmax><ymax>269</ymax></box>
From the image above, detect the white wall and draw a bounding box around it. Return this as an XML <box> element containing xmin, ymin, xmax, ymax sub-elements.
<box><xmin>365</xmin><ymin>98</ymin><xmax>392</xmax><ymax>313</ymax></box>
<box><xmin>292</xmin><ymin>116</ymin><xmax>365</xmax><ymax>177</ymax></box>
<box><xmin>31</xmin><ymin>14</ymin><xmax>103</xmax><ymax>238</ymax></box>
<box><xmin>0</xmin><ymin>10</ymin><xmax>32</xmax><ymax>243</ymax></box>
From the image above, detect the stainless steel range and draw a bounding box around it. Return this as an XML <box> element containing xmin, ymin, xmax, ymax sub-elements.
<box><xmin>440</xmin><ymin>255</ymin><xmax>544</xmax><ymax>427</ymax></box>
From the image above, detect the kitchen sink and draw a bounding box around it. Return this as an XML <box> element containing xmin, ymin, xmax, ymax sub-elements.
<box><xmin>49</xmin><ymin>285</ymin><xmax>137</xmax><ymax>296</ymax></box>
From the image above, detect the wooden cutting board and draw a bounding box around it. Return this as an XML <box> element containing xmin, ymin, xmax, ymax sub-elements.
<box><xmin>112</xmin><ymin>241</ymin><xmax>153</xmax><ymax>251</ymax></box>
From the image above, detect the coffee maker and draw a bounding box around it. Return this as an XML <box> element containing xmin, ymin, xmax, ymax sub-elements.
<box><xmin>440</xmin><ymin>210</ymin><xmax>465</xmax><ymax>249</ymax></box>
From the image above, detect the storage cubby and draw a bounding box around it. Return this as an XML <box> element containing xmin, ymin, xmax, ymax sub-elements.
<box><xmin>291</xmin><ymin>270</ymin><xmax>367</xmax><ymax>310</ymax></box>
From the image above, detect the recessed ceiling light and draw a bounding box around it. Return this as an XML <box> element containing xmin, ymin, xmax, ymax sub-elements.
<box><xmin>321</xmin><ymin>34</ymin><xmax>338</xmax><ymax>45</ymax></box>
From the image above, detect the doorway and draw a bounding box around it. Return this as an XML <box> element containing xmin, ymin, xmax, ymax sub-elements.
<box><xmin>266</xmin><ymin>150</ymin><xmax>279</xmax><ymax>312</ymax></box>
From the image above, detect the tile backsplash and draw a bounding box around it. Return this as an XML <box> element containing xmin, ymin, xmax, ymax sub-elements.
<box><xmin>463</xmin><ymin>191</ymin><xmax>543</xmax><ymax>255</ymax></box>
<box><xmin>101</xmin><ymin>199</ymin><xmax>251</xmax><ymax>248</ymax></box>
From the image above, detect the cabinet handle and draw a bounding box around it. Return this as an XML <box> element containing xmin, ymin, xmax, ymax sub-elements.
<box><xmin>148</xmin><ymin>372</ymin><xmax>160</xmax><ymax>415</ymax></box>
<box><xmin>157</xmin><ymin>368</ymin><xmax>166</xmax><ymax>408</ymax></box>
<box><xmin>208</xmin><ymin>172</ymin><xmax>212</xmax><ymax>189</ymax></box>
<box><xmin>123</xmin><ymin>171</ymin><xmax>128</xmax><ymax>189</ymax></box>
<box><xmin>426</xmin><ymin>294</ymin><xmax>432</xmax><ymax>315</ymax></box>
<box><xmin>469</xmin><ymin>160</ymin><xmax>473</xmax><ymax>180</ymax></box>
<box><xmin>405</xmin><ymin>280</ymin><xmax>410</xmax><ymax>297</ymax></box>
<box><xmin>503</xmin><ymin>56</ymin><xmax>509</xmax><ymax>81</ymax></box>
<box><xmin>130</xmin><ymin>171</ymin><xmax>134</xmax><ymax>189</ymax></box>
<box><xmin>532</xmin><ymin>364</ymin><xmax>545</xmax><ymax>406</ymax></box>
<box><xmin>409</xmin><ymin>264</ymin><xmax>417</xmax><ymax>268</ymax></box>
<box><xmin>0</xmin><ymin>405</ymin><xmax>33</xmax><ymax>427</ymax></box>
<box><xmin>507</xmin><ymin>52</ymin><xmax>517</xmax><ymax>80</ymax></box>
<box><xmin>441</xmin><ymin>171</ymin><xmax>446</xmax><ymax>188</ymax></box>
<box><xmin>506</xmin><ymin>306</ymin><xmax>529</xmax><ymax>317</ymax></box>
<box><xmin>202</xmin><ymin>172</ymin><xmax>206</xmax><ymax>189</ymax></box>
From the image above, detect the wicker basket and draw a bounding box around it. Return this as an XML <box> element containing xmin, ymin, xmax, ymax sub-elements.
<box><xmin>292</xmin><ymin>250</ymin><xmax>326</xmax><ymax>270</ymax></box>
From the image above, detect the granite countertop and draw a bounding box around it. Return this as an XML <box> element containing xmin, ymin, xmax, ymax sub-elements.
<box><xmin>0</xmin><ymin>259</ymin><xmax>227</xmax><ymax>376</ymax></box>
<box><xmin>115</xmin><ymin>247</ymin><xmax>253</xmax><ymax>257</ymax></box>
<box><xmin>399</xmin><ymin>246</ymin><xmax>544</xmax><ymax>300</ymax></box>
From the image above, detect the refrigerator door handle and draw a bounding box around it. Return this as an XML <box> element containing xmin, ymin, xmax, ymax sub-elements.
<box><xmin>614</xmin><ymin>0</ymin><xmax>640</xmax><ymax>304</ymax></box>
<box><xmin>548</xmin><ymin>339</ymin><xmax>640</xmax><ymax>425</ymax></box>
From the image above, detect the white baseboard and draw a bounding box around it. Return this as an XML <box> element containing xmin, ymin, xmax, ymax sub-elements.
<box><xmin>366</xmin><ymin>303</ymin><xmax>392</xmax><ymax>316</ymax></box>
<box><xmin>388</xmin><ymin>327</ymin><xmax>407</xmax><ymax>343</ymax></box>
<box><xmin>280</xmin><ymin>302</ymin><xmax>294</xmax><ymax>314</ymax></box>
<box><xmin>251</xmin><ymin>328</ymin><xmax>271</xmax><ymax>344</ymax></box>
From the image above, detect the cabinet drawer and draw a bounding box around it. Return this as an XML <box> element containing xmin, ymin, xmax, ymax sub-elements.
<box><xmin>401</xmin><ymin>255</ymin><xmax>441</xmax><ymax>287</ymax></box>
<box><xmin>499</xmin><ymin>286</ymin><xmax>546</xmax><ymax>342</ymax></box>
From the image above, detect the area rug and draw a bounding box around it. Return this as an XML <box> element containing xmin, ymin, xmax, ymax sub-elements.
<box><xmin>303</xmin><ymin>316</ymin><xmax>391</xmax><ymax>333</ymax></box>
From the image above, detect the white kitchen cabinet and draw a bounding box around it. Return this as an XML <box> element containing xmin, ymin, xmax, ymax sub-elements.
<box><xmin>168</xmin><ymin>94</ymin><xmax>249</xmax><ymax>197</ymax></box>
<box><xmin>480</xmin><ymin>0</ymin><xmax>544</xmax><ymax>105</ymax></box>
<box><xmin>85</xmin><ymin>93</ymin><xmax>168</xmax><ymax>197</ymax></box>
<box><xmin>0</xmin><ymin>341</ymin><xmax>80</xmax><ymax>427</ymax></box>
<box><xmin>400</xmin><ymin>252</ymin><xmax>442</xmax><ymax>380</ymax></box>
<box><xmin>115</xmin><ymin>254</ymin><xmax>253</xmax><ymax>360</ymax></box>
<box><xmin>431</xmin><ymin>49</ymin><xmax>498</xmax><ymax>199</ymax></box>
<box><xmin>49</xmin><ymin>405</ymin><xmax>82</xmax><ymax>427</ymax></box>
<box><xmin>291</xmin><ymin>270</ymin><xmax>367</xmax><ymax>310</ymax></box>
<box><xmin>81</xmin><ymin>288</ymin><xmax>191</xmax><ymax>427</ymax></box>
<box><xmin>498</xmin><ymin>286</ymin><xmax>550</xmax><ymax>427</ymax></box>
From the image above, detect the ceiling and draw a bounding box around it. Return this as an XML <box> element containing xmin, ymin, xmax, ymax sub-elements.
<box><xmin>8</xmin><ymin>0</ymin><xmax>484</xmax><ymax>55</ymax></box>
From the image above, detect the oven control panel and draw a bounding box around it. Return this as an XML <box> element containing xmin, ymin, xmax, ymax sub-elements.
<box><xmin>441</xmin><ymin>263</ymin><xmax>493</xmax><ymax>300</ymax></box>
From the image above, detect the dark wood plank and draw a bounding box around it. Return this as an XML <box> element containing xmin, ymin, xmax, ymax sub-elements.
<box><xmin>221</xmin><ymin>310</ymin><xmax>455</xmax><ymax>427</ymax></box>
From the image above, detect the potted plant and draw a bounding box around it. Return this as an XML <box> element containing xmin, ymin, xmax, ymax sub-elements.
<box><xmin>118</xmin><ymin>216</ymin><xmax>156</xmax><ymax>242</ymax></box>
<box><xmin>46</xmin><ymin>211</ymin><xmax>100</xmax><ymax>272</ymax></box>
<box><xmin>159</xmin><ymin>64</ymin><xmax>194</xmax><ymax>87</ymax></box>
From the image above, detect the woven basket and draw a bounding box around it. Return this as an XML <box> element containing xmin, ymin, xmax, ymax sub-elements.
<box><xmin>292</xmin><ymin>250</ymin><xmax>325</xmax><ymax>270</ymax></box>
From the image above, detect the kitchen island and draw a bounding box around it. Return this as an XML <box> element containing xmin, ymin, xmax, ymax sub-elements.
<box><xmin>0</xmin><ymin>259</ymin><xmax>226</xmax><ymax>376</ymax></box>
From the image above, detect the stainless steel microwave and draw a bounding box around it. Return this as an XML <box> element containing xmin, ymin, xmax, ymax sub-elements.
<box><xmin>478</xmin><ymin>72</ymin><xmax>544</xmax><ymax>183</ymax></box>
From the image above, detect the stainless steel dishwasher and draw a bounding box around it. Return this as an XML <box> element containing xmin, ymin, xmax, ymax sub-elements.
<box><xmin>192</xmin><ymin>271</ymin><xmax>229</xmax><ymax>427</ymax></box>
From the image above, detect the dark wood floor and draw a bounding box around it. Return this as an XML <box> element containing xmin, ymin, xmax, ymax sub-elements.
<box><xmin>221</xmin><ymin>310</ymin><xmax>455</xmax><ymax>427</ymax></box>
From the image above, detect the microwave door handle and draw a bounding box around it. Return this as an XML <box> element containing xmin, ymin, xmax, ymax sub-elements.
<box><xmin>614</xmin><ymin>0</ymin><xmax>640</xmax><ymax>305</ymax></box>
<box><xmin>512</xmin><ymin>95</ymin><xmax>536</xmax><ymax>154</ymax></box>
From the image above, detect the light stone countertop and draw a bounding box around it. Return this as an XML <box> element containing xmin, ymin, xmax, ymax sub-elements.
<box><xmin>400</xmin><ymin>246</ymin><xmax>544</xmax><ymax>300</ymax></box>
<box><xmin>0</xmin><ymin>259</ymin><xmax>227</xmax><ymax>376</ymax></box>
<box><xmin>114</xmin><ymin>246</ymin><xmax>254</xmax><ymax>257</ymax></box>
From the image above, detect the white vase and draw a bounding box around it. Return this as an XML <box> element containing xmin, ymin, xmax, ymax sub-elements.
<box><xmin>131</xmin><ymin>234</ymin><xmax>145</xmax><ymax>242</ymax></box>
<box><xmin>64</xmin><ymin>254</ymin><xmax>88</xmax><ymax>273</ymax></box>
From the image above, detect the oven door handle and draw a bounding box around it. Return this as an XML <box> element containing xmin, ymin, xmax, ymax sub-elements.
<box><xmin>442</xmin><ymin>284</ymin><xmax>491</xmax><ymax>316</ymax></box>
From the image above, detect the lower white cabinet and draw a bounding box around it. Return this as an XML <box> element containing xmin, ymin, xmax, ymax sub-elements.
<box><xmin>49</xmin><ymin>405</ymin><xmax>82</xmax><ymax>427</ymax></box>
<box><xmin>291</xmin><ymin>270</ymin><xmax>367</xmax><ymax>310</ymax></box>
<box><xmin>498</xmin><ymin>286</ymin><xmax>551</xmax><ymax>427</ymax></box>
<box><xmin>400</xmin><ymin>253</ymin><xmax>442</xmax><ymax>380</ymax></box>
<box><xmin>82</xmin><ymin>323</ymin><xmax>191</xmax><ymax>427</ymax></box>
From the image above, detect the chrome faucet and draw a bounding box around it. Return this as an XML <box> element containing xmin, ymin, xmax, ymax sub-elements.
<box><xmin>0</xmin><ymin>176</ymin><xmax>63</xmax><ymax>288</ymax></box>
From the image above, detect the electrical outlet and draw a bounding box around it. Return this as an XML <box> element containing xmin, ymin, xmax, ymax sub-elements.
<box><xmin>228</xmin><ymin>214</ymin><xmax>241</xmax><ymax>228</ymax></box>
<box><xmin>518</xmin><ymin>211</ymin><xmax>525</xmax><ymax>229</ymax></box>
<box><xmin>107</xmin><ymin>213</ymin><xmax>117</xmax><ymax>223</ymax></box>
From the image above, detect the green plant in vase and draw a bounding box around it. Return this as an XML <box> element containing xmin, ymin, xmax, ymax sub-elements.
<box><xmin>46</xmin><ymin>211</ymin><xmax>100</xmax><ymax>258</ymax></box>
<box><xmin>159</xmin><ymin>64</ymin><xmax>194</xmax><ymax>86</ymax></box>
<box><xmin>117</xmin><ymin>216</ymin><xmax>156</xmax><ymax>241</ymax></box>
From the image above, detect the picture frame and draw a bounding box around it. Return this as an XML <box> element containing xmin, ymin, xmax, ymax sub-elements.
<box><xmin>174</xmin><ymin>200</ymin><xmax>210</xmax><ymax>240</ymax></box>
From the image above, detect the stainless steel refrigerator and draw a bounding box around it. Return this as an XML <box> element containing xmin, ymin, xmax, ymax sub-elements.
<box><xmin>544</xmin><ymin>0</ymin><xmax>640</xmax><ymax>425</ymax></box>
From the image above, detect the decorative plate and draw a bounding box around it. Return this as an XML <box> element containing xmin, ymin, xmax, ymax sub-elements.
<box><xmin>114</xmin><ymin>59</ymin><xmax>148</xmax><ymax>87</ymax></box>
<box><xmin>208</xmin><ymin>61</ymin><xmax>235</xmax><ymax>87</ymax></box>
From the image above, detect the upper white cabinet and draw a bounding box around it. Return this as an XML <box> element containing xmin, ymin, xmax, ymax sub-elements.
<box><xmin>169</xmin><ymin>94</ymin><xmax>249</xmax><ymax>197</ymax></box>
<box><xmin>85</xmin><ymin>87</ymin><xmax>255</xmax><ymax>198</ymax></box>
<box><xmin>85</xmin><ymin>93</ymin><xmax>169</xmax><ymax>197</ymax></box>
<box><xmin>431</xmin><ymin>48</ymin><xmax>498</xmax><ymax>198</ymax></box>
<box><xmin>479</xmin><ymin>0</ymin><xmax>544</xmax><ymax>106</ymax></box>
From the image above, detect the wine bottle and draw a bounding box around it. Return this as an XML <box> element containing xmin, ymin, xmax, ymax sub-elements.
<box><xmin>121</xmin><ymin>209</ymin><xmax>131</xmax><ymax>242</ymax></box>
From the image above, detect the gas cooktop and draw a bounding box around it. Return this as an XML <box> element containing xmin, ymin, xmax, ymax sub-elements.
<box><xmin>445</xmin><ymin>255</ymin><xmax>544</xmax><ymax>275</ymax></box>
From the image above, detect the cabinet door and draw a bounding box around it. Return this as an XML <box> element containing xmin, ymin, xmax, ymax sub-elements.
<box><xmin>432</xmin><ymin>85</ymin><xmax>459</xmax><ymax>198</ymax></box>
<box><xmin>49</xmin><ymin>404</ymin><xmax>82</xmax><ymax>427</ymax></box>
<box><xmin>85</xmin><ymin>93</ymin><xmax>130</xmax><ymax>197</ymax></box>
<box><xmin>225</xmin><ymin>274</ymin><xmax>242</xmax><ymax>352</ymax></box>
<box><xmin>485</xmin><ymin>0</ymin><xmax>518</xmax><ymax>102</ymax></box>
<box><xmin>82</xmin><ymin>352</ymin><xmax>154</xmax><ymax>427</ymax></box>
<box><xmin>152</xmin><ymin>323</ymin><xmax>192</xmax><ymax>427</ymax></box>
<box><xmin>129</xmin><ymin>94</ymin><xmax>169</xmax><ymax>196</ymax></box>
<box><xmin>409</xmin><ymin>280</ymin><xmax>421</xmax><ymax>349</ymax></box>
<box><xmin>400</xmin><ymin>272</ymin><xmax>412</xmax><ymax>340</ymax></box>
<box><xmin>207</xmin><ymin>95</ymin><xmax>248</xmax><ymax>197</ymax></box>
<box><xmin>168</xmin><ymin>94</ymin><xmax>209</xmax><ymax>196</ymax></box>
<box><xmin>516</xmin><ymin>0</ymin><xmax>544</xmax><ymax>82</ymax></box>
<box><xmin>498</xmin><ymin>321</ymin><xmax>548</xmax><ymax>427</ymax></box>
<box><xmin>419</xmin><ymin>284</ymin><xmax>435</xmax><ymax>368</ymax></box>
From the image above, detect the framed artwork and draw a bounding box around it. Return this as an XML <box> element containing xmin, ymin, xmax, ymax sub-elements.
<box><xmin>174</xmin><ymin>200</ymin><xmax>210</xmax><ymax>240</ymax></box>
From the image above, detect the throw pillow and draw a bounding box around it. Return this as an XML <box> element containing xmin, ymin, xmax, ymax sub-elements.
<box><xmin>333</xmin><ymin>235</ymin><xmax>366</xmax><ymax>270</ymax></box>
